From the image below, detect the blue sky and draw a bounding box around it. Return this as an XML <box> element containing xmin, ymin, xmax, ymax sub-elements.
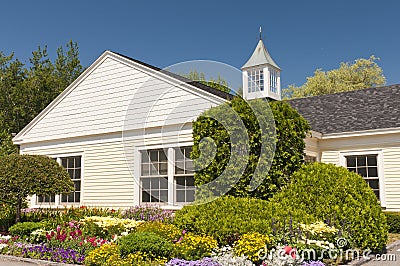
<box><xmin>1</xmin><ymin>0</ymin><xmax>399</xmax><ymax>88</ymax></box>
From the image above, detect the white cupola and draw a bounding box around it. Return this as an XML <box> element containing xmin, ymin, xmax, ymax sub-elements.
<box><xmin>242</xmin><ymin>28</ymin><xmax>281</xmax><ymax>101</ymax></box>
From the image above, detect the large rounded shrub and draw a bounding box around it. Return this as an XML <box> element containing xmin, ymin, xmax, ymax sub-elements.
<box><xmin>118</xmin><ymin>231</ymin><xmax>174</xmax><ymax>260</ymax></box>
<box><xmin>270</xmin><ymin>163</ymin><xmax>388</xmax><ymax>251</ymax></box>
<box><xmin>174</xmin><ymin>196</ymin><xmax>311</xmax><ymax>245</ymax></box>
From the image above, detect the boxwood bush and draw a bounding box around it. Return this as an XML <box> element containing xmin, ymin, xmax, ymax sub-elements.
<box><xmin>174</xmin><ymin>196</ymin><xmax>312</xmax><ymax>245</ymax></box>
<box><xmin>8</xmin><ymin>221</ymin><xmax>44</xmax><ymax>238</ymax></box>
<box><xmin>385</xmin><ymin>212</ymin><xmax>400</xmax><ymax>233</ymax></box>
<box><xmin>270</xmin><ymin>163</ymin><xmax>388</xmax><ymax>252</ymax></box>
<box><xmin>118</xmin><ymin>231</ymin><xmax>174</xmax><ymax>260</ymax></box>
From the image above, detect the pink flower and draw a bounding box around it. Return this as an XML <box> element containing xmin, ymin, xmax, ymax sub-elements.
<box><xmin>283</xmin><ymin>246</ymin><xmax>297</xmax><ymax>259</ymax></box>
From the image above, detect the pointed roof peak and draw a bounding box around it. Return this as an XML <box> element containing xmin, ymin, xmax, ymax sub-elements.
<box><xmin>242</xmin><ymin>38</ymin><xmax>280</xmax><ymax>70</ymax></box>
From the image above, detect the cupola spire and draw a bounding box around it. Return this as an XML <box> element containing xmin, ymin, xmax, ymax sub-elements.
<box><xmin>241</xmin><ymin>28</ymin><xmax>281</xmax><ymax>101</ymax></box>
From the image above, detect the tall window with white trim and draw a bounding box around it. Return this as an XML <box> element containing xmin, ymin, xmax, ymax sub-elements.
<box><xmin>140</xmin><ymin>149</ymin><xmax>168</xmax><ymax>203</ymax></box>
<box><xmin>174</xmin><ymin>147</ymin><xmax>195</xmax><ymax>204</ymax></box>
<box><xmin>248</xmin><ymin>69</ymin><xmax>264</xmax><ymax>92</ymax></box>
<box><xmin>270</xmin><ymin>68</ymin><xmax>278</xmax><ymax>93</ymax></box>
<box><xmin>345</xmin><ymin>154</ymin><xmax>379</xmax><ymax>199</ymax></box>
<box><xmin>61</xmin><ymin>156</ymin><xmax>82</xmax><ymax>203</ymax></box>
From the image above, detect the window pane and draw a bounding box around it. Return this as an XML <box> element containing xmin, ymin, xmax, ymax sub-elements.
<box><xmin>75</xmin><ymin>192</ymin><xmax>80</xmax><ymax>203</ymax></box>
<box><xmin>68</xmin><ymin>158</ymin><xmax>74</xmax><ymax>168</ymax></box>
<box><xmin>141</xmin><ymin>152</ymin><xmax>149</xmax><ymax>163</ymax></box>
<box><xmin>368</xmin><ymin>167</ymin><xmax>378</xmax><ymax>177</ymax></box>
<box><xmin>186</xmin><ymin>190</ymin><xmax>195</xmax><ymax>202</ymax></box>
<box><xmin>160</xmin><ymin>190</ymin><xmax>168</xmax><ymax>202</ymax></box>
<box><xmin>357</xmin><ymin>156</ymin><xmax>366</xmax><ymax>167</ymax></box>
<box><xmin>176</xmin><ymin>177</ymin><xmax>186</xmax><ymax>186</ymax></box>
<box><xmin>367</xmin><ymin>156</ymin><xmax>377</xmax><ymax>166</ymax></box>
<box><xmin>75</xmin><ymin>158</ymin><xmax>81</xmax><ymax>168</ymax></box>
<box><xmin>186</xmin><ymin>176</ymin><xmax>195</xmax><ymax>187</ymax></box>
<box><xmin>68</xmin><ymin>169</ymin><xmax>74</xmax><ymax>179</ymax></box>
<box><xmin>160</xmin><ymin>177</ymin><xmax>168</xmax><ymax>189</ymax></box>
<box><xmin>159</xmin><ymin>163</ymin><xmax>168</xmax><ymax>175</ymax></box>
<box><xmin>61</xmin><ymin>159</ymin><xmax>67</xmax><ymax>168</ymax></box>
<box><xmin>75</xmin><ymin>169</ymin><xmax>81</xmax><ymax>179</ymax></box>
<box><xmin>61</xmin><ymin>194</ymin><xmax>67</xmax><ymax>202</ymax></box>
<box><xmin>346</xmin><ymin>157</ymin><xmax>356</xmax><ymax>167</ymax></box>
<box><xmin>150</xmin><ymin>192</ymin><xmax>159</xmax><ymax>202</ymax></box>
<box><xmin>142</xmin><ymin>178</ymin><xmax>150</xmax><ymax>189</ymax></box>
<box><xmin>159</xmin><ymin>150</ymin><xmax>167</xmax><ymax>162</ymax></box>
<box><xmin>74</xmin><ymin>181</ymin><xmax>81</xmax><ymax>191</ymax></box>
<box><xmin>175</xmin><ymin>161</ymin><xmax>184</xmax><ymax>174</ymax></box>
<box><xmin>150</xmin><ymin>150</ymin><xmax>158</xmax><ymax>162</ymax></box>
<box><xmin>151</xmin><ymin>178</ymin><xmax>159</xmax><ymax>189</ymax></box>
<box><xmin>67</xmin><ymin>193</ymin><xmax>74</xmax><ymax>202</ymax></box>
<box><xmin>369</xmin><ymin>179</ymin><xmax>379</xmax><ymax>189</ymax></box>
<box><xmin>150</xmin><ymin>163</ymin><xmax>158</xmax><ymax>176</ymax></box>
<box><xmin>142</xmin><ymin>191</ymin><xmax>150</xmax><ymax>202</ymax></box>
<box><xmin>141</xmin><ymin>163</ymin><xmax>149</xmax><ymax>176</ymax></box>
<box><xmin>357</xmin><ymin>168</ymin><xmax>367</xmax><ymax>177</ymax></box>
<box><xmin>176</xmin><ymin>191</ymin><xmax>185</xmax><ymax>202</ymax></box>
<box><xmin>348</xmin><ymin>168</ymin><xmax>357</xmax><ymax>173</ymax></box>
<box><xmin>185</xmin><ymin>160</ymin><xmax>194</xmax><ymax>172</ymax></box>
<box><xmin>374</xmin><ymin>190</ymin><xmax>380</xmax><ymax>199</ymax></box>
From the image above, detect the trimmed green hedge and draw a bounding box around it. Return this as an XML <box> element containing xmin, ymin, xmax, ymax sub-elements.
<box><xmin>385</xmin><ymin>212</ymin><xmax>400</xmax><ymax>233</ymax></box>
<box><xmin>174</xmin><ymin>196</ymin><xmax>311</xmax><ymax>245</ymax></box>
<box><xmin>175</xmin><ymin>163</ymin><xmax>388</xmax><ymax>251</ymax></box>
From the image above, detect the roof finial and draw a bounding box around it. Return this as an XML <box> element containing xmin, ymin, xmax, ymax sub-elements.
<box><xmin>259</xmin><ymin>26</ymin><xmax>262</xmax><ymax>40</ymax></box>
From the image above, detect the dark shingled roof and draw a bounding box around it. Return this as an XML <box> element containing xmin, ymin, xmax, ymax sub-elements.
<box><xmin>112</xmin><ymin>51</ymin><xmax>234</xmax><ymax>100</ymax></box>
<box><xmin>288</xmin><ymin>84</ymin><xmax>400</xmax><ymax>134</ymax></box>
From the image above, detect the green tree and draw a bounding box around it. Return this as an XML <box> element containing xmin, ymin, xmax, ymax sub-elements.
<box><xmin>191</xmin><ymin>97</ymin><xmax>310</xmax><ymax>200</ymax></box>
<box><xmin>0</xmin><ymin>130</ymin><xmax>17</xmax><ymax>157</ymax></box>
<box><xmin>284</xmin><ymin>56</ymin><xmax>386</xmax><ymax>99</ymax></box>
<box><xmin>0</xmin><ymin>41</ymin><xmax>84</xmax><ymax>134</ymax></box>
<box><xmin>183</xmin><ymin>70</ymin><xmax>230</xmax><ymax>93</ymax></box>
<box><xmin>0</xmin><ymin>154</ymin><xmax>74</xmax><ymax>223</ymax></box>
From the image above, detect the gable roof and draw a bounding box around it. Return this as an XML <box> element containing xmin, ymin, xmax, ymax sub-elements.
<box><xmin>288</xmin><ymin>84</ymin><xmax>400</xmax><ymax>135</ymax></box>
<box><xmin>242</xmin><ymin>39</ymin><xmax>280</xmax><ymax>70</ymax></box>
<box><xmin>13</xmin><ymin>51</ymin><xmax>234</xmax><ymax>144</ymax></box>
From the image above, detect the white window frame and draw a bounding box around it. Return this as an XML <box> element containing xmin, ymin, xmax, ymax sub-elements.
<box><xmin>31</xmin><ymin>152</ymin><xmax>84</xmax><ymax>208</ymax></box>
<box><xmin>339</xmin><ymin>150</ymin><xmax>385</xmax><ymax>207</ymax></box>
<box><xmin>248</xmin><ymin>68</ymin><xmax>264</xmax><ymax>93</ymax></box>
<box><xmin>134</xmin><ymin>142</ymin><xmax>194</xmax><ymax>208</ymax></box>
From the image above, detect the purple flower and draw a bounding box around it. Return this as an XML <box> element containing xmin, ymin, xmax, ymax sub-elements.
<box><xmin>166</xmin><ymin>258</ymin><xmax>220</xmax><ymax>266</ymax></box>
<box><xmin>302</xmin><ymin>261</ymin><xmax>326</xmax><ymax>266</ymax></box>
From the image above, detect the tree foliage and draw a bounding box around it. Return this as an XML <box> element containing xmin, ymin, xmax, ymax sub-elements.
<box><xmin>191</xmin><ymin>97</ymin><xmax>310</xmax><ymax>200</ymax></box>
<box><xmin>0</xmin><ymin>154</ymin><xmax>74</xmax><ymax>223</ymax></box>
<box><xmin>0</xmin><ymin>40</ymin><xmax>83</xmax><ymax>134</ymax></box>
<box><xmin>0</xmin><ymin>130</ymin><xmax>18</xmax><ymax>157</ymax></box>
<box><xmin>183</xmin><ymin>70</ymin><xmax>230</xmax><ymax>93</ymax></box>
<box><xmin>284</xmin><ymin>56</ymin><xmax>386</xmax><ymax>99</ymax></box>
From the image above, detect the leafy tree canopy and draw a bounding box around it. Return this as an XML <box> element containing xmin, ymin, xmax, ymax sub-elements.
<box><xmin>192</xmin><ymin>97</ymin><xmax>310</xmax><ymax>200</ymax></box>
<box><xmin>0</xmin><ymin>154</ymin><xmax>74</xmax><ymax>222</ymax></box>
<box><xmin>183</xmin><ymin>70</ymin><xmax>230</xmax><ymax>93</ymax></box>
<box><xmin>284</xmin><ymin>56</ymin><xmax>386</xmax><ymax>99</ymax></box>
<box><xmin>0</xmin><ymin>40</ymin><xmax>83</xmax><ymax>134</ymax></box>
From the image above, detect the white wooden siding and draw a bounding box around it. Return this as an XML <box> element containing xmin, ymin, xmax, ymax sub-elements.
<box><xmin>17</xmin><ymin>54</ymin><xmax>223</xmax><ymax>144</ymax></box>
<box><xmin>383</xmin><ymin>147</ymin><xmax>400</xmax><ymax>210</ymax></box>
<box><xmin>21</xmin><ymin>140</ymin><xmax>135</xmax><ymax>208</ymax></box>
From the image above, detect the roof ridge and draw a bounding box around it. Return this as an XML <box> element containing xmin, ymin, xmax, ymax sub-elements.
<box><xmin>110</xmin><ymin>51</ymin><xmax>234</xmax><ymax>100</ymax></box>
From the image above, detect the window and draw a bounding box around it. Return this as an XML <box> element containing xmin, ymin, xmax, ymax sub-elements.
<box><xmin>345</xmin><ymin>155</ymin><xmax>379</xmax><ymax>199</ymax></box>
<box><xmin>248</xmin><ymin>69</ymin><xmax>264</xmax><ymax>92</ymax></box>
<box><xmin>37</xmin><ymin>194</ymin><xmax>55</xmax><ymax>203</ymax></box>
<box><xmin>140</xmin><ymin>147</ymin><xmax>196</xmax><ymax>205</ymax></box>
<box><xmin>270</xmin><ymin>69</ymin><xmax>278</xmax><ymax>93</ymax></box>
<box><xmin>61</xmin><ymin>156</ymin><xmax>82</xmax><ymax>204</ymax></box>
<box><xmin>174</xmin><ymin>147</ymin><xmax>195</xmax><ymax>203</ymax></box>
<box><xmin>141</xmin><ymin>149</ymin><xmax>169</xmax><ymax>203</ymax></box>
<box><xmin>304</xmin><ymin>155</ymin><xmax>317</xmax><ymax>163</ymax></box>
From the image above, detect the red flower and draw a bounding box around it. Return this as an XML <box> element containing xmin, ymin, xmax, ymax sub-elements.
<box><xmin>283</xmin><ymin>246</ymin><xmax>297</xmax><ymax>259</ymax></box>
